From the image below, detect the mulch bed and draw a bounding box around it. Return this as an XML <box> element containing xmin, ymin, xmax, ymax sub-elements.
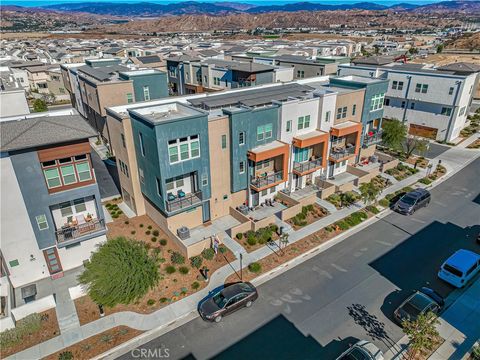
<box><xmin>1</xmin><ymin>309</ymin><xmax>60</xmax><ymax>358</ymax></box>
<box><xmin>43</xmin><ymin>326</ymin><xmax>142</xmax><ymax>360</ymax></box>
<box><xmin>405</xmin><ymin>156</ymin><xmax>429</xmax><ymax>169</ymax></box>
<box><xmin>75</xmin><ymin>214</ymin><xmax>235</xmax><ymax>325</ymax></box>
<box><xmin>402</xmin><ymin>335</ymin><xmax>444</xmax><ymax>360</ymax></box>
<box><xmin>286</xmin><ymin>203</ymin><xmax>329</xmax><ymax>230</ymax></box>
<box><xmin>234</xmin><ymin>225</ymin><xmax>280</xmax><ymax>254</ymax></box>
<box><xmin>226</xmin><ymin>208</ymin><xmax>378</xmax><ymax>284</ymax></box>
<box><xmin>467</xmin><ymin>139</ymin><xmax>480</xmax><ymax>149</ymax></box>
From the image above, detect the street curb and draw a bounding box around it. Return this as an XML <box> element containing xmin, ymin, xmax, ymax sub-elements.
<box><xmin>94</xmin><ymin>152</ymin><xmax>480</xmax><ymax>360</ymax></box>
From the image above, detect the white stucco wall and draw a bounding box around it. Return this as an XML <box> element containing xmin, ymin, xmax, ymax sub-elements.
<box><xmin>0</xmin><ymin>90</ymin><xmax>30</xmax><ymax>118</ymax></box>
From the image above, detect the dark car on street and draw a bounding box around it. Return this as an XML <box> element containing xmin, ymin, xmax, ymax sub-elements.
<box><xmin>393</xmin><ymin>287</ymin><xmax>444</xmax><ymax>325</ymax></box>
<box><xmin>199</xmin><ymin>282</ymin><xmax>258</xmax><ymax>322</ymax></box>
<box><xmin>394</xmin><ymin>188</ymin><xmax>431</xmax><ymax>215</ymax></box>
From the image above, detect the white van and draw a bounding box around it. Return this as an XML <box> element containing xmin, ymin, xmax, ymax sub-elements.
<box><xmin>438</xmin><ymin>249</ymin><xmax>480</xmax><ymax>288</ymax></box>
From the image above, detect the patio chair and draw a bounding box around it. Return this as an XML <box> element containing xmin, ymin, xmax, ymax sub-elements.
<box><xmin>177</xmin><ymin>190</ymin><xmax>186</xmax><ymax>198</ymax></box>
<box><xmin>167</xmin><ymin>192</ymin><xmax>176</xmax><ymax>202</ymax></box>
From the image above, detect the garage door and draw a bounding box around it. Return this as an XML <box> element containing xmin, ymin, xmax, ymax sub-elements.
<box><xmin>409</xmin><ymin>124</ymin><xmax>438</xmax><ymax>139</ymax></box>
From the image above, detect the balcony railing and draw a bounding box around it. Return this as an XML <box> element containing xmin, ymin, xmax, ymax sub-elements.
<box><xmin>329</xmin><ymin>146</ymin><xmax>356</xmax><ymax>160</ymax></box>
<box><xmin>166</xmin><ymin>191</ymin><xmax>202</xmax><ymax>213</ymax></box>
<box><xmin>251</xmin><ymin>170</ymin><xmax>283</xmax><ymax>190</ymax></box>
<box><xmin>364</xmin><ymin>130</ymin><xmax>383</xmax><ymax>146</ymax></box>
<box><xmin>293</xmin><ymin>158</ymin><xmax>323</xmax><ymax>174</ymax></box>
<box><xmin>56</xmin><ymin>218</ymin><xmax>105</xmax><ymax>244</ymax></box>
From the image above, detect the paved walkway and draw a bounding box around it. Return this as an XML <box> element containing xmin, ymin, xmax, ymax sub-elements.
<box><xmin>7</xmin><ymin>137</ymin><xmax>480</xmax><ymax>360</ymax></box>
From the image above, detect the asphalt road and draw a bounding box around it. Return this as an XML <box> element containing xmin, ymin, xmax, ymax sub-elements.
<box><xmin>119</xmin><ymin>158</ymin><xmax>480</xmax><ymax>360</ymax></box>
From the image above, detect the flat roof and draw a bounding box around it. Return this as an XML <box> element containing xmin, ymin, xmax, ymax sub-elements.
<box><xmin>129</xmin><ymin>102</ymin><xmax>205</xmax><ymax>124</ymax></box>
<box><xmin>250</xmin><ymin>140</ymin><xmax>285</xmax><ymax>154</ymax></box>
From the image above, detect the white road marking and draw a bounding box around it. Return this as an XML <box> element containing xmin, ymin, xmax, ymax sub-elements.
<box><xmin>312</xmin><ymin>265</ymin><xmax>333</xmax><ymax>279</ymax></box>
<box><xmin>410</xmin><ymin>218</ymin><xmax>426</xmax><ymax>224</ymax></box>
<box><xmin>331</xmin><ymin>263</ymin><xmax>348</xmax><ymax>272</ymax></box>
<box><xmin>375</xmin><ymin>240</ymin><xmax>393</xmax><ymax>246</ymax></box>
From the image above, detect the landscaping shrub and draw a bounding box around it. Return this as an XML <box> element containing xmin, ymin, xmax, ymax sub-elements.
<box><xmin>0</xmin><ymin>313</ymin><xmax>42</xmax><ymax>348</ymax></box>
<box><xmin>297</xmin><ymin>212</ymin><xmax>306</xmax><ymax>221</ymax></box>
<box><xmin>336</xmin><ymin>220</ymin><xmax>350</xmax><ymax>231</ymax></box>
<box><xmin>160</xmin><ymin>297</ymin><xmax>168</xmax><ymax>303</ymax></box>
<box><xmin>116</xmin><ymin>210</ymin><xmax>123</xmax><ymax>215</ymax></box>
<box><xmin>326</xmin><ymin>193</ymin><xmax>342</xmax><ymax>207</ymax></box>
<box><xmin>147</xmin><ymin>225</ymin><xmax>152</xmax><ymax>230</ymax></box>
<box><xmin>256</xmin><ymin>227</ymin><xmax>273</xmax><ymax>244</ymax></box>
<box><xmin>269</xmin><ymin>224</ymin><xmax>278</xmax><ymax>233</ymax></box>
<box><xmin>402</xmin><ymin>186</ymin><xmax>414</xmax><ymax>193</ymax></box>
<box><xmin>112</xmin><ymin>213</ymin><xmax>119</xmax><ymax>219</ymax></box>
<box><xmin>191</xmin><ymin>281</ymin><xmax>200</xmax><ymax>290</ymax></box>
<box><xmin>171</xmin><ymin>251</ymin><xmax>185</xmax><ymax>264</ymax></box>
<box><xmin>248</xmin><ymin>262</ymin><xmax>262</xmax><ymax>273</ymax></box>
<box><xmin>124</xmin><ymin>220</ymin><xmax>129</xmax><ymax>225</ymax></box>
<box><xmin>325</xmin><ymin>225</ymin><xmax>335</xmax><ymax>232</ymax></box>
<box><xmin>131</xmin><ymin>230</ymin><xmax>136</xmax><ymax>235</ymax></box>
<box><xmin>305</xmin><ymin>204</ymin><xmax>314</xmax><ymax>212</ymax></box>
<box><xmin>366</xmin><ymin>205</ymin><xmax>380</xmax><ymax>214</ymax></box>
<box><xmin>218</xmin><ymin>244</ymin><xmax>227</xmax><ymax>254</ymax></box>
<box><xmin>147</xmin><ymin>299</ymin><xmax>155</xmax><ymax>306</ymax></box>
<box><xmin>292</xmin><ymin>215</ymin><xmax>307</xmax><ymax>227</ymax></box>
<box><xmin>139</xmin><ymin>224</ymin><xmax>144</xmax><ymax>228</ymax></box>
<box><xmin>340</xmin><ymin>191</ymin><xmax>359</xmax><ymax>207</ymax></box>
<box><xmin>419</xmin><ymin>177</ymin><xmax>432</xmax><ymax>185</ymax></box>
<box><xmin>165</xmin><ymin>265</ymin><xmax>176</xmax><ymax>274</ymax></box>
<box><xmin>151</xmin><ymin>237</ymin><xmax>157</xmax><ymax>242</ymax></box>
<box><xmin>179</xmin><ymin>266</ymin><xmax>189</xmax><ymax>275</ymax></box>
<box><xmin>145</xmin><ymin>230</ymin><xmax>151</xmax><ymax>235</ymax></box>
<box><xmin>247</xmin><ymin>235</ymin><xmax>257</xmax><ymax>246</ymax></box>
<box><xmin>471</xmin><ymin>345</ymin><xmax>480</xmax><ymax>360</ymax></box>
<box><xmin>58</xmin><ymin>351</ymin><xmax>74</xmax><ymax>360</ymax></box>
<box><xmin>152</xmin><ymin>230</ymin><xmax>160</xmax><ymax>237</ymax></box>
<box><xmin>159</xmin><ymin>239</ymin><xmax>167</xmax><ymax>246</ymax></box>
<box><xmin>201</xmin><ymin>248</ymin><xmax>215</xmax><ymax>260</ymax></box>
<box><xmin>190</xmin><ymin>256</ymin><xmax>203</xmax><ymax>269</ymax></box>
<box><xmin>236</xmin><ymin>233</ymin><xmax>243</xmax><ymax>240</ymax></box>
<box><xmin>105</xmin><ymin>203</ymin><xmax>112</xmax><ymax>208</ymax></box>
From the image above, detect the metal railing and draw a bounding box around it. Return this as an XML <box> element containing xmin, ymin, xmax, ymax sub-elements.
<box><xmin>166</xmin><ymin>191</ymin><xmax>203</xmax><ymax>213</ymax></box>
<box><xmin>329</xmin><ymin>146</ymin><xmax>356</xmax><ymax>160</ymax></box>
<box><xmin>251</xmin><ymin>170</ymin><xmax>283</xmax><ymax>189</ymax></box>
<box><xmin>56</xmin><ymin>218</ymin><xmax>105</xmax><ymax>243</ymax></box>
<box><xmin>293</xmin><ymin>158</ymin><xmax>323</xmax><ymax>174</ymax></box>
<box><xmin>364</xmin><ymin>130</ymin><xmax>383</xmax><ymax>145</ymax></box>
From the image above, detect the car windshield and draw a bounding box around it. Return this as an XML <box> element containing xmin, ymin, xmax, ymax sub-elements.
<box><xmin>402</xmin><ymin>302</ymin><xmax>423</xmax><ymax>317</ymax></box>
<box><xmin>238</xmin><ymin>283</ymin><xmax>254</xmax><ymax>293</ymax></box>
<box><xmin>340</xmin><ymin>348</ymin><xmax>369</xmax><ymax>360</ymax></box>
<box><xmin>213</xmin><ymin>292</ymin><xmax>228</xmax><ymax>308</ymax></box>
<box><xmin>401</xmin><ymin>195</ymin><xmax>417</xmax><ymax>205</ymax></box>
<box><xmin>443</xmin><ymin>264</ymin><xmax>463</xmax><ymax>277</ymax></box>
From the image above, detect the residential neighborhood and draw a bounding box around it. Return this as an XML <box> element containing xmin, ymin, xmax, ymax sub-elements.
<box><xmin>0</xmin><ymin>1</ymin><xmax>480</xmax><ymax>359</ymax></box>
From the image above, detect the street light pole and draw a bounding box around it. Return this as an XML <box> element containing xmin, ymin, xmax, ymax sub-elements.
<box><xmin>240</xmin><ymin>253</ymin><xmax>243</xmax><ymax>281</ymax></box>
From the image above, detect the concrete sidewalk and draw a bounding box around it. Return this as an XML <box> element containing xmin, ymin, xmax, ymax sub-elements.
<box><xmin>384</xmin><ymin>277</ymin><xmax>480</xmax><ymax>360</ymax></box>
<box><xmin>7</xmin><ymin>138</ymin><xmax>480</xmax><ymax>360</ymax></box>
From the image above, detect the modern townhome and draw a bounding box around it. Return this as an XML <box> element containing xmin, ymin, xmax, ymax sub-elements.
<box><xmin>338</xmin><ymin>61</ymin><xmax>479</xmax><ymax>141</ymax></box>
<box><xmin>62</xmin><ymin>58</ymin><xmax>168</xmax><ymax>146</ymax></box>
<box><xmin>166</xmin><ymin>56</ymin><xmax>292</xmax><ymax>95</ymax></box>
<box><xmin>105</xmin><ymin>75</ymin><xmax>376</xmax><ymax>257</ymax></box>
<box><xmin>0</xmin><ymin>114</ymin><xmax>106</xmax><ymax>329</ymax></box>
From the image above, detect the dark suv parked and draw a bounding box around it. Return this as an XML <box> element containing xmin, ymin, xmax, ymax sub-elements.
<box><xmin>394</xmin><ymin>189</ymin><xmax>431</xmax><ymax>215</ymax></box>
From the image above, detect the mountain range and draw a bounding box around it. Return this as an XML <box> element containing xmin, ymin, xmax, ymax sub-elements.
<box><xmin>41</xmin><ymin>1</ymin><xmax>480</xmax><ymax>16</ymax></box>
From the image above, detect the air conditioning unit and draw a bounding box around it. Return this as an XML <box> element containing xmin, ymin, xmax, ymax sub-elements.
<box><xmin>238</xmin><ymin>205</ymin><xmax>249</xmax><ymax>216</ymax></box>
<box><xmin>177</xmin><ymin>226</ymin><xmax>190</xmax><ymax>240</ymax></box>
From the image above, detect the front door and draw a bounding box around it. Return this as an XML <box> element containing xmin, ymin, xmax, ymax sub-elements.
<box><xmin>202</xmin><ymin>201</ymin><xmax>211</xmax><ymax>223</ymax></box>
<box><xmin>251</xmin><ymin>191</ymin><xmax>259</xmax><ymax>207</ymax></box>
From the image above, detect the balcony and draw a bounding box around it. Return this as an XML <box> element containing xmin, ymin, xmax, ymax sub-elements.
<box><xmin>250</xmin><ymin>171</ymin><xmax>283</xmax><ymax>191</ymax></box>
<box><xmin>56</xmin><ymin>218</ymin><xmax>105</xmax><ymax>244</ymax></box>
<box><xmin>329</xmin><ymin>146</ymin><xmax>356</xmax><ymax>161</ymax></box>
<box><xmin>363</xmin><ymin>130</ymin><xmax>383</xmax><ymax>146</ymax></box>
<box><xmin>166</xmin><ymin>191</ymin><xmax>202</xmax><ymax>213</ymax></box>
<box><xmin>293</xmin><ymin>157</ymin><xmax>323</xmax><ymax>176</ymax></box>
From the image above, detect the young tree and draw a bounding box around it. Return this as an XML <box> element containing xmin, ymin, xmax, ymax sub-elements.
<box><xmin>436</xmin><ymin>44</ymin><xmax>444</xmax><ymax>53</ymax></box>
<box><xmin>382</xmin><ymin>119</ymin><xmax>407</xmax><ymax>150</ymax></box>
<box><xmin>408</xmin><ymin>47</ymin><xmax>418</xmax><ymax>55</ymax></box>
<box><xmin>402</xmin><ymin>311</ymin><xmax>440</xmax><ymax>360</ymax></box>
<box><xmin>79</xmin><ymin>237</ymin><xmax>159</xmax><ymax>308</ymax></box>
<box><xmin>33</xmin><ymin>98</ymin><xmax>48</xmax><ymax>112</ymax></box>
<box><xmin>404</xmin><ymin>136</ymin><xmax>429</xmax><ymax>159</ymax></box>
<box><xmin>359</xmin><ymin>181</ymin><xmax>381</xmax><ymax>205</ymax></box>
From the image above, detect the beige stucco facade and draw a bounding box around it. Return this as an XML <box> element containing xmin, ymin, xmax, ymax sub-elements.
<box><xmin>106</xmin><ymin>111</ymin><xmax>146</xmax><ymax>216</ymax></box>
<box><xmin>334</xmin><ymin>88</ymin><xmax>365</xmax><ymax>125</ymax></box>
<box><xmin>207</xmin><ymin>116</ymin><xmax>246</xmax><ymax>220</ymax></box>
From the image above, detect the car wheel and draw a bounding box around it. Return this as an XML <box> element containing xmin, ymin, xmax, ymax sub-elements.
<box><xmin>245</xmin><ymin>301</ymin><xmax>253</xmax><ymax>308</ymax></box>
<box><xmin>214</xmin><ymin>315</ymin><xmax>222</xmax><ymax>323</ymax></box>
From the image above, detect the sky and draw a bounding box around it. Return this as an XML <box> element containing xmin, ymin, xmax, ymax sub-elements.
<box><xmin>2</xmin><ymin>0</ymin><xmax>442</xmax><ymax>7</ymax></box>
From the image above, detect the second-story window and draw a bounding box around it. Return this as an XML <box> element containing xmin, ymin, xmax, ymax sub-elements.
<box><xmin>297</xmin><ymin>115</ymin><xmax>310</xmax><ymax>130</ymax></box>
<box><xmin>325</xmin><ymin>111</ymin><xmax>331</xmax><ymax>122</ymax></box>
<box><xmin>370</xmin><ymin>94</ymin><xmax>385</xmax><ymax>111</ymax></box>
<box><xmin>448</xmin><ymin>87</ymin><xmax>454</xmax><ymax>95</ymax></box>
<box><xmin>143</xmin><ymin>86</ymin><xmax>150</xmax><ymax>101</ymax></box>
<box><xmin>286</xmin><ymin>120</ymin><xmax>292</xmax><ymax>132</ymax></box>
<box><xmin>415</xmin><ymin>83</ymin><xmax>428</xmax><ymax>94</ymax></box>
<box><xmin>239</xmin><ymin>132</ymin><xmax>245</xmax><ymax>145</ymax></box>
<box><xmin>352</xmin><ymin>104</ymin><xmax>356</xmax><ymax>116</ymax></box>
<box><xmin>168</xmin><ymin>135</ymin><xmax>200</xmax><ymax>164</ymax></box>
<box><xmin>337</xmin><ymin>106</ymin><xmax>347</xmax><ymax>119</ymax></box>
<box><xmin>239</xmin><ymin>161</ymin><xmax>245</xmax><ymax>174</ymax></box>
<box><xmin>256</xmin><ymin>124</ymin><xmax>272</xmax><ymax>141</ymax></box>
<box><xmin>126</xmin><ymin>93</ymin><xmax>133</xmax><ymax>103</ymax></box>
<box><xmin>41</xmin><ymin>155</ymin><xmax>93</xmax><ymax>190</ymax></box>
<box><xmin>441</xmin><ymin>107</ymin><xmax>452</xmax><ymax>116</ymax></box>
<box><xmin>392</xmin><ymin>81</ymin><xmax>404</xmax><ymax>90</ymax></box>
<box><xmin>221</xmin><ymin>135</ymin><xmax>227</xmax><ymax>149</ymax></box>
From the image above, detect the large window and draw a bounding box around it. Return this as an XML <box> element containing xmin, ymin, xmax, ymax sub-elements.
<box><xmin>370</xmin><ymin>94</ymin><xmax>385</xmax><ymax>111</ymax></box>
<box><xmin>415</xmin><ymin>83</ymin><xmax>428</xmax><ymax>94</ymax></box>
<box><xmin>336</xmin><ymin>106</ymin><xmax>347</xmax><ymax>119</ymax></box>
<box><xmin>441</xmin><ymin>107</ymin><xmax>452</xmax><ymax>116</ymax></box>
<box><xmin>294</xmin><ymin>147</ymin><xmax>310</xmax><ymax>163</ymax></box>
<box><xmin>392</xmin><ymin>81</ymin><xmax>404</xmax><ymax>90</ymax></box>
<box><xmin>168</xmin><ymin>135</ymin><xmax>200</xmax><ymax>164</ymax></box>
<box><xmin>36</xmin><ymin>214</ymin><xmax>48</xmax><ymax>231</ymax></box>
<box><xmin>126</xmin><ymin>93</ymin><xmax>133</xmax><ymax>103</ymax></box>
<box><xmin>297</xmin><ymin>115</ymin><xmax>311</xmax><ymax>130</ymax></box>
<box><xmin>42</xmin><ymin>155</ymin><xmax>92</xmax><ymax>189</ymax></box>
<box><xmin>239</xmin><ymin>132</ymin><xmax>245</xmax><ymax>145</ymax></box>
<box><xmin>256</xmin><ymin>124</ymin><xmax>273</xmax><ymax>141</ymax></box>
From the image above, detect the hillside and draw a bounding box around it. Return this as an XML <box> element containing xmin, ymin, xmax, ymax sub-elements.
<box><xmin>446</xmin><ymin>32</ymin><xmax>480</xmax><ymax>51</ymax></box>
